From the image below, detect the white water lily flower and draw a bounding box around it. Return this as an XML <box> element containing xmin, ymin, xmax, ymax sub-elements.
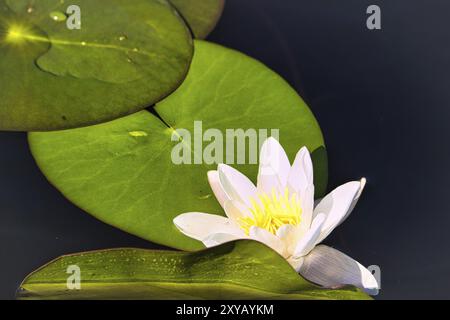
<box><xmin>174</xmin><ymin>137</ymin><xmax>379</xmax><ymax>295</ymax></box>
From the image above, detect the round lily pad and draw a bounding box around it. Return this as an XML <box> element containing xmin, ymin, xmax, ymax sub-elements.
<box><xmin>29</xmin><ymin>40</ymin><xmax>327</xmax><ymax>251</ymax></box>
<box><xmin>0</xmin><ymin>0</ymin><xmax>193</xmax><ymax>131</ymax></box>
<box><xmin>170</xmin><ymin>0</ymin><xmax>225</xmax><ymax>39</ymax></box>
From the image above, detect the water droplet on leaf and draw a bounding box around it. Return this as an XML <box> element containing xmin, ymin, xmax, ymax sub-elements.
<box><xmin>49</xmin><ymin>11</ymin><xmax>67</xmax><ymax>22</ymax></box>
<box><xmin>129</xmin><ymin>131</ymin><xmax>148</xmax><ymax>137</ymax></box>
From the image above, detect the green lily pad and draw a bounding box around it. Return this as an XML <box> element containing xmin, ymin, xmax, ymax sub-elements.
<box><xmin>18</xmin><ymin>240</ymin><xmax>370</xmax><ymax>300</ymax></box>
<box><xmin>29</xmin><ymin>40</ymin><xmax>327</xmax><ymax>251</ymax></box>
<box><xmin>170</xmin><ymin>0</ymin><xmax>225</xmax><ymax>39</ymax></box>
<box><xmin>0</xmin><ymin>0</ymin><xmax>193</xmax><ymax>131</ymax></box>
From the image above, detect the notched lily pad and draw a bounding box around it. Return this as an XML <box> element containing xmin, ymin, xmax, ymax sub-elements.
<box><xmin>29</xmin><ymin>40</ymin><xmax>327</xmax><ymax>251</ymax></box>
<box><xmin>0</xmin><ymin>0</ymin><xmax>193</xmax><ymax>131</ymax></box>
<box><xmin>170</xmin><ymin>0</ymin><xmax>225</xmax><ymax>39</ymax></box>
<box><xmin>18</xmin><ymin>240</ymin><xmax>370</xmax><ymax>300</ymax></box>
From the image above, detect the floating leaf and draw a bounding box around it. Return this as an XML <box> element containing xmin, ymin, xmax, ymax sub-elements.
<box><xmin>29</xmin><ymin>40</ymin><xmax>327</xmax><ymax>251</ymax></box>
<box><xmin>0</xmin><ymin>0</ymin><xmax>193</xmax><ymax>131</ymax></box>
<box><xmin>170</xmin><ymin>0</ymin><xmax>225</xmax><ymax>39</ymax></box>
<box><xmin>18</xmin><ymin>240</ymin><xmax>370</xmax><ymax>300</ymax></box>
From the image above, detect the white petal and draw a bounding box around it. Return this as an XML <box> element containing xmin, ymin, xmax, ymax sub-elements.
<box><xmin>173</xmin><ymin>212</ymin><xmax>245</xmax><ymax>242</ymax></box>
<box><xmin>287</xmin><ymin>146</ymin><xmax>314</xmax><ymax>194</ymax></box>
<box><xmin>340</xmin><ymin>178</ymin><xmax>366</xmax><ymax>225</ymax></box>
<box><xmin>276</xmin><ymin>224</ymin><xmax>303</xmax><ymax>254</ymax></box>
<box><xmin>223</xmin><ymin>200</ymin><xmax>252</xmax><ymax>221</ymax></box>
<box><xmin>218</xmin><ymin>164</ymin><xmax>257</xmax><ymax>207</ymax></box>
<box><xmin>287</xmin><ymin>147</ymin><xmax>315</xmax><ymax>231</ymax></box>
<box><xmin>299</xmin><ymin>245</ymin><xmax>379</xmax><ymax>295</ymax></box>
<box><xmin>276</xmin><ymin>224</ymin><xmax>297</xmax><ymax>243</ymax></box>
<box><xmin>293</xmin><ymin>213</ymin><xmax>326</xmax><ymax>258</ymax></box>
<box><xmin>202</xmin><ymin>233</ymin><xmax>245</xmax><ymax>248</ymax></box>
<box><xmin>257</xmin><ymin>137</ymin><xmax>291</xmax><ymax>194</ymax></box>
<box><xmin>298</xmin><ymin>185</ymin><xmax>315</xmax><ymax>233</ymax></box>
<box><xmin>207</xmin><ymin>170</ymin><xmax>230</xmax><ymax>209</ymax></box>
<box><xmin>313</xmin><ymin>181</ymin><xmax>361</xmax><ymax>243</ymax></box>
<box><xmin>249</xmin><ymin>226</ymin><xmax>286</xmax><ymax>257</ymax></box>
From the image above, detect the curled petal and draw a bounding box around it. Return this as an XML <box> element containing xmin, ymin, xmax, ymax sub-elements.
<box><xmin>299</xmin><ymin>245</ymin><xmax>379</xmax><ymax>295</ymax></box>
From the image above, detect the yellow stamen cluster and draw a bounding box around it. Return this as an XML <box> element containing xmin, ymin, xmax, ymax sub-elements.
<box><xmin>239</xmin><ymin>188</ymin><xmax>302</xmax><ymax>235</ymax></box>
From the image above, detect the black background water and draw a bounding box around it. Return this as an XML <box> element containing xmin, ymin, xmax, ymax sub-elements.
<box><xmin>1</xmin><ymin>0</ymin><xmax>450</xmax><ymax>299</ymax></box>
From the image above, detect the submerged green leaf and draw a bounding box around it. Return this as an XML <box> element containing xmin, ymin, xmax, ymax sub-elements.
<box><xmin>170</xmin><ymin>0</ymin><xmax>225</xmax><ymax>39</ymax></box>
<box><xmin>18</xmin><ymin>241</ymin><xmax>370</xmax><ymax>300</ymax></box>
<box><xmin>29</xmin><ymin>40</ymin><xmax>327</xmax><ymax>251</ymax></box>
<box><xmin>0</xmin><ymin>0</ymin><xmax>193</xmax><ymax>131</ymax></box>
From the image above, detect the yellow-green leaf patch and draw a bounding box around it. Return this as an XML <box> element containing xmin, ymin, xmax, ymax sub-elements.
<box><xmin>171</xmin><ymin>0</ymin><xmax>225</xmax><ymax>39</ymax></box>
<box><xmin>0</xmin><ymin>0</ymin><xmax>193</xmax><ymax>131</ymax></box>
<box><xmin>19</xmin><ymin>241</ymin><xmax>370</xmax><ymax>300</ymax></box>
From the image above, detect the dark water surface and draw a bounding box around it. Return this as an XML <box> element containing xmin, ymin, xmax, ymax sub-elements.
<box><xmin>1</xmin><ymin>0</ymin><xmax>450</xmax><ymax>299</ymax></box>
